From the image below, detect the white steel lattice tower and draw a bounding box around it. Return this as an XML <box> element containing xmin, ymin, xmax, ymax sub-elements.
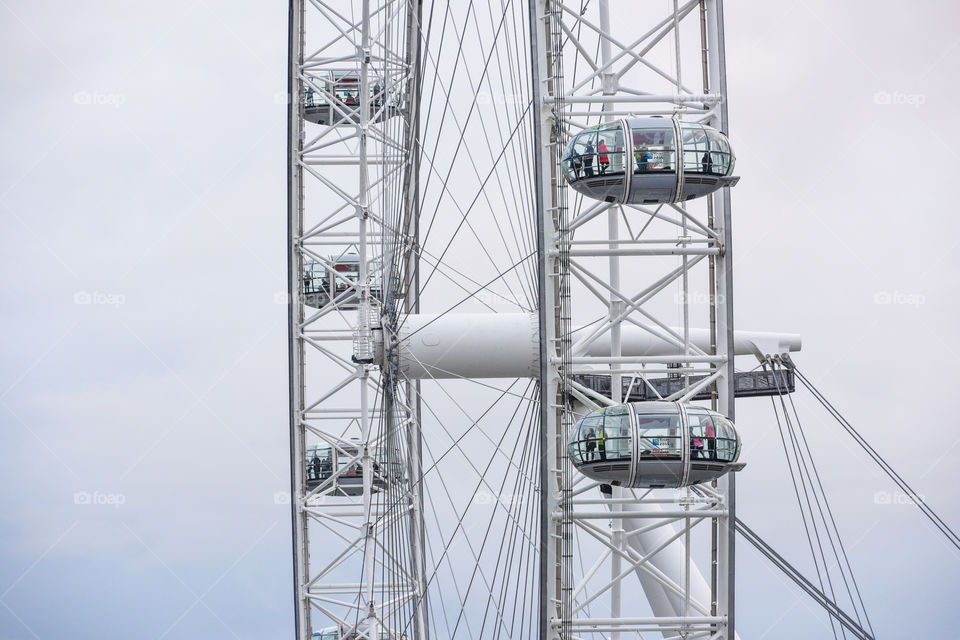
<box><xmin>529</xmin><ymin>1</ymin><xmax>738</xmax><ymax>638</ymax></box>
<box><xmin>287</xmin><ymin>1</ymin><xmax>429</xmax><ymax>638</ymax></box>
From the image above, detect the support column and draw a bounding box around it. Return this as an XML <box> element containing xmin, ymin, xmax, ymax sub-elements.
<box><xmin>287</xmin><ymin>0</ymin><xmax>311</xmax><ymax>637</ymax></box>
<box><xmin>531</xmin><ymin>1</ymin><xmax>565</xmax><ymax>638</ymax></box>
<box><xmin>400</xmin><ymin>2</ymin><xmax>429</xmax><ymax>638</ymax></box>
<box><xmin>705</xmin><ymin>0</ymin><xmax>736</xmax><ymax>636</ymax></box>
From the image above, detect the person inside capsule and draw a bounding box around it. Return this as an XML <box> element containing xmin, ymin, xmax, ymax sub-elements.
<box><xmin>689</xmin><ymin>411</ymin><xmax>716</xmax><ymax>460</ymax></box>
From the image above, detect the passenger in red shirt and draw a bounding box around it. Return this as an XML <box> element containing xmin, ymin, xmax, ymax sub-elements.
<box><xmin>598</xmin><ymin>140</ymin><xmax>610</xmax><ymax>174</ymax></box>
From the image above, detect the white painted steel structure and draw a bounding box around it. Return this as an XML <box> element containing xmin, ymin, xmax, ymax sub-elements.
<box><xmin>287</xmin><ymin>2</ymin><xmax>429</xmax><ymax>639</ymax></box>
<box><xmin>288</xmin><ymin>1</ymin><xmax>760</xmax><ymax>638</ymax></box>
<box><xmin>529</xmin><ymin>1</ymin><xmax>740</xmax><ymax>638</ymax></box>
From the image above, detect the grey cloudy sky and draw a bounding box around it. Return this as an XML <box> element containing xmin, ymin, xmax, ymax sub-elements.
<box><xmin>1</xmin><ymin>1</ymin><xmax>959</xmax><ymax>639</ymax></box>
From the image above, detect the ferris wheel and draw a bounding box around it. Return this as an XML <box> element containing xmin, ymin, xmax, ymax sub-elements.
<box><xmin>285</xmin><ymin>1</ymin><xmax>805</xmax><ymax>639</ymax></box>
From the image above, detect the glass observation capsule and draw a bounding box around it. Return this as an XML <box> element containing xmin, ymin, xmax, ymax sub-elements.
<box><xmin>305</xmin><ymin>442</ymin><xmax>402</xmax><ymax>497</ymax></box>
<box><xmin>561</xmin><ymin>117</ymin><xmax>739</xmax><ymax>205</ymax></box>
<box><xmin>567</xmin><ymin>401</ymin><xmax>744</xmax><ymax>489</ymax></box>
<box><xmin>302</xmin><ymin>254</ymin><xmax>382</xmax><ymax>310</ymax></box>
<box><xmin>303</xmin><ymin>70</ymin><xmax>401</xmax><ymax>126</ymax></box>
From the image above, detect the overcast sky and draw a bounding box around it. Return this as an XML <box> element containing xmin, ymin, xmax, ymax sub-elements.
<box><xmin>2</xmin><ymin>1</ymin><xmax>959</xmax><ymax>639</ymax></box>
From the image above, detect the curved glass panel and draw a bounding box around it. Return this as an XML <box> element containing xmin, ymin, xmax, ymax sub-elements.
<box><xmin>567</xmin><ymin>130</ymin><xmax>598</xmax><ymax>180</ymax></box>
<box><xmin>335</xmin><ymin>73</ymin><xmax>361</xmax><ymax>106</ymax></box>
<box><xmin>680</xmin><ymin>122</ymin><xmax>709</xmax><ymax>174</ymax></box>
<box><xmin>707</xmin><ymin>128</ymin><xmax>735</xmax><ymax>176</ymax></box>
<box><xmin>599</xmin><ymin>406</ymin><xmax>631</xmax><ymax>462</ymax></box>
<box><xmin>714</xmin><ymin>416</ymin><xmax>739</xmax><ymax>462</ymax></box>
<box><xmin>332</xmin><ymin>260</ymin><xmax>360</xmax><ymax>293</ymax></box>
<box><xmin>632</xmin><ymin>127</ymin><xmax>675</xmax><ymax>174</ymax></box>
<box><xmin>563</xmin><ymin>126</ymin><xmax>628</xmax><ymax>183</ymax></box>
<box><xmin>596</xmin><ymin>122</ymin><xmax>627</xmax><ymax>178</ymax></box>
<box><xmin>372</xmin><ymin>445</ymin><xmax>404</xmax><ymax>481</ymax></box>
<box><xmin>303</xmin><ymin>260</ymin><xmax>328</xmax><ymax>296</ymax></box>
<box><xmin>306</xmin><ymin>444</ymin><xmax>334</xmax><ymax>482</ymax></box>
<box><xmin>561</xmin><ymin>138</ymin><xmax>578</xmax><ymax>183</ymax></box>
<box><xmin>304</xmin><ymin>74</ymin><xmax>329</xmax><ymax>108</ymax></box>
<box><xmin>688</xmin><ymin>411</ymin><xmax>719</xmax><ymax>460</ymax></box>
<box><xmin>569</xmin><ymin>407</ymin><xmax>632</xmax><ymax>464</ymax></box>
<box><xmin>635</xmin><ymin>413</ymin><xmax>681</xmax><ymax>458</ymax></box>
<box><xmin>569</xmin><ymin>413</ymin><xmax>602</xmax><ymax>465</ymax></box>
<box><xmin>679</xmin><ymin>122</ymin><xmax>736</xmax><ymax>176</ymax></box>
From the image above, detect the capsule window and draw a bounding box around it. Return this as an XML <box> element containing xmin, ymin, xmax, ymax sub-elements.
<box><xmin>333</xmin><ymin>74</ymin><xmax>360</xmax><ymax>105</ymax></box>
<box><xmin>562</xmin><ymin>139</ymin><xmax>578</xmax><ymax>183</ymax></box>
<box><xmin>563</xmin><ymin>131</ymin><xmax>601</xmax><ymax>180</ymax></box>
<box><xmin>681</xmin><ymin>123</ymin><xmax>709</xmax><ymax>174</ymax></box>
<box><xmin>596</xmin><ymin>123</ymin><xmax>626</xmax><ymax>177</ymax></box>
<box><xmin>632</xmin><ymin>128</ymin><xmax>675</xmax><ymax>174</ymax></box>
<box><xmin>303</xmin><ymin>70</ymin><xmax>397</xmax><ymax>126</ymax></box>
<box><xmin>301</xmin><ymin>256</ymin><xmax>384</xmax><ymax>310</ymax></box>
<box><xmin>303</xmin><ymin>261</ymin><xmax>327</xmax><ymax>295</ymax></box>
<box><xmin>304</xmin><ymin>71</ymin><xmax>332</xmax><ymax>108</ymax></box>
<box><xmin>569</xmin><ymin>414</ymin><xmax>602</xmax><ymax>464</ymax></box>
<box><xmin>635</xmin><ymin>414</ymin><xmax>681</xmax><ymax>458</ymax></box>
<box><xmin>304</xmin><ymin>84</ymin><xmax>324</xmax><ymax>108</ymax></box>
<box><xmin>306</xmin><ymin>444</ymin><xmax>334</xmax><ymax>482</ymax></box>
<box><xmin>688</xmin><ymin>412</ymin><xmax>720</xmax><ymax>460</ymax></box>
<box><xmin>339</xmin><ymin>447</ymin><xmax>361</xmax><ymax>476</ymax></box>
<box><xmin>372</xmin><ymin>446</ymin><xmax>403</xmax><ymax>481</ymax></box>
<box><xmin>714</xmin><ymin>416</ymin><xmax>738</xmax><ymax>462</ymax></box>
<box><xmin>705</xmin><ymin>128</ymin><xmax>734</xmax><ymax>176</ymax></box>
<box><xmin>599</xmin><ymin>406</ymin><xmax>631</xmax><ymax>462</ymax></box>
<box><xmin>334</xmin><ymin>266</ymin><xmax>358</xmax><ymax>291</ymax></box>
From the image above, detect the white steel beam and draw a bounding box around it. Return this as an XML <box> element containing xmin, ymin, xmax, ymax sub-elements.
<box><xmin>389</xmin><ymin>313</ymin><xmax>799</xmax><ymax>379</ymax></box>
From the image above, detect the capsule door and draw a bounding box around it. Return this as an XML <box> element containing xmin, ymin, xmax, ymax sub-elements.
<box><xmin>627</xmin><ymin>122</ymin><xmax>678</xmax><ymax>204</ymax></box>
<box><xmin>629</xmin><ymin>404</ymin><xmax>685</xmax><ymax>488</ymax></box>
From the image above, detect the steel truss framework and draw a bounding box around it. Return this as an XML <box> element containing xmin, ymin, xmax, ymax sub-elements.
<box><xmin>530</xmin><ymin>1</ymin><xmax>736</xmax><ymax>638</ymax></box>
<box><xmin>288</xmin><ymin>1</ymin><xmax>429</xmax><ymax>638</ymax></box>
<box><xmin>289</xmin><ymin>1</ymin><xmax>740</xmax><ymax>639</ymax></box>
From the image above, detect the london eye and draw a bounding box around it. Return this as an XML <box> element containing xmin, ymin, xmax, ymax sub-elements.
<box><xmin>285</xmin><ymin>2</ymin><xmax>960</xmax><ymax>639</ymax></box>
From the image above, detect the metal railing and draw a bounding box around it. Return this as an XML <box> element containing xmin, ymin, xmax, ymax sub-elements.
<box><xmin>562</xmin><ymin>148</ymin><xmax>734</xmax><ymax>181</ymax></box>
